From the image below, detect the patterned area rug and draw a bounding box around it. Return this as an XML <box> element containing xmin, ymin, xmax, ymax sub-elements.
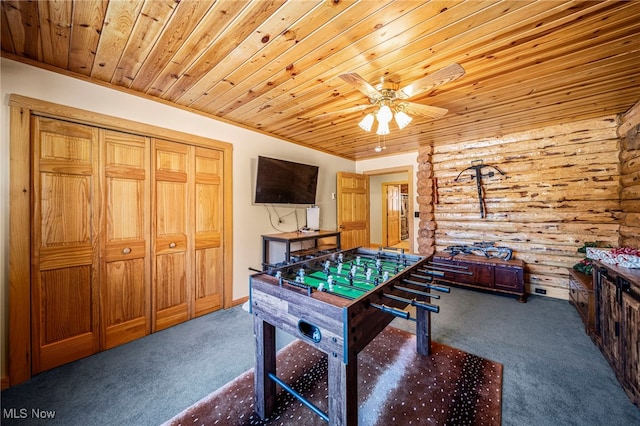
<box><xmin>162</xmin><ymin>327</ymin><xmax>502</xmax><ymax>425</ymax></box>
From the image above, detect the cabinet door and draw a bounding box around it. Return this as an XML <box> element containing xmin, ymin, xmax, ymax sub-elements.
<box><xmin>31</xmin><ymin>117</ymin><xmax>100</xmax><ymax>373</ymax></box>
<box><xmin>495</xmin><ymin>266</ymin><xmax>523</xmax><ymax>292</ymax></box>
<box><xmin>622</xmin><ymin>292</ymin><xmax>640</xmax><ymax>402</ymax></box>
<box><xmin>600</xmin><ymin>275</ymin><xmax>621</xmax><ymax>368</ymax></box>
<box><xmin>101</xmin><ymin>130</ymin><xmax>151</xmax><ymax>349</ymax></box>
<box><xmin>193</xmin><ymin>147</ymin><xmax>224</xmax><ymax>316</ymax></box>
<box><xmin>456</xmin><ymin>262</ymin><xmax>493</xmax><ymax>287</ymax></box>
<box><xmin>153</xmin><ymin>140</ymin><xmax>192</xmax><ymax>331</ymax></box>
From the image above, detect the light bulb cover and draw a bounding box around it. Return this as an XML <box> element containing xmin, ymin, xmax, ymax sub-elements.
<box><xmin>377</xmin><ymin>105</ymin><xmax>393</xmax><ymax>123</ymax></box>
<box><xmin>394</xmin><ymin>110</ymin><xmax>412</xmax><ymax>129</ymax></box>
<box><xmin>358</xmin><ymin>113</ymin><xmax>375</xmax><ymax>132</ymax></box>
<box><xmin>376</xmin><ymin>120</ymin><xmax>390</xmax><ymax>135</ymax></box>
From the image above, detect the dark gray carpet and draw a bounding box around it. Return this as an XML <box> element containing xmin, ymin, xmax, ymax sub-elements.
<box><xmin>2</xmin><ymin>288</ymin><xmax>639</xmax><ymax>425</ymax></box>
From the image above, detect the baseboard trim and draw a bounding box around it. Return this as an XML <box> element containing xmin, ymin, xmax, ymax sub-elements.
<box><xmin>231</xmin><ymin>296</ymin><xmax>248</xmax><ymax>307</ymax></box>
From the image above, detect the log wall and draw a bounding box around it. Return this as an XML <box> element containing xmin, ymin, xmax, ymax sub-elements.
<box><xmin>416</xmin><ymin>146</ymin><xmax>436</xmax><ymax>257</ymax></box>
<box><xmin>618</xmin><ymin>101</ymin><xmax>640</xmax><ymax>248</ymax></box>
<box><xmin>417</xmin><ymin>116</ymin><xmax>622</xmax><ymax>299</ymax></box>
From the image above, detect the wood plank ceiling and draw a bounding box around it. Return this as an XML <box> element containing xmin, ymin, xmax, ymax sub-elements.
<box><xmin>2</xmin><ymin>0</ymin><xmax>639</xmax><ymax>160</ymax></box>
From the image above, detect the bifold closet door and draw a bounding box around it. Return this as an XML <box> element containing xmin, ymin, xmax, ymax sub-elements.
<box><xmin>31</xmin><ymin>117</ymin><xmax>100</xmax><ymax>373</ymax></box>
<box><xmin>193</xmin><ymin>147</ymin><xmax>224</xmax><ymax>316</ymax></box>
<box><xmin>153</xmin><ymin>140</ymin><xmax>193</xmax><ymax>331</ymax></box>
<box><xmin>100</xmin><ymin>130</ymin><xmax>151</xmax><ymax>349</ymax></box>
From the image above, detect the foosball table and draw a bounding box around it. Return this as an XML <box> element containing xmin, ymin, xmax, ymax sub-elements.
<box><xmin>250</xmin><ymin>247</ymin><xmax>464</xmax><ymax>425</ymax></box>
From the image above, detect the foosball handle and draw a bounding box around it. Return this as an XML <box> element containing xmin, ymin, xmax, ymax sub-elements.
<box><xmin>369</xmin><ymin>302</ymin><xmax>410</xmax><ymax>320</ymax></box>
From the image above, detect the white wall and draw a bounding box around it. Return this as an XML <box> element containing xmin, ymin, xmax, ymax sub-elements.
<box><xmin>0</xmin><ymin>58</ymin><xmax>355</xmax><ymax>378</ymax></box>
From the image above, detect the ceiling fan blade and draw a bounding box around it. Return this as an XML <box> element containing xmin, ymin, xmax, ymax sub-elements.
<box><xmin>339</xmin><ymin>72</ymin><xmax>382</xmax><ymax>99</ymax></box>
<box><xmin>397</xmin><ymin>63</ymin><xmax>465</xmax><ymax>99</ymax></box>
<box><xmin>401</xmin><ymin>102</ymin><xmax>448</xmax><ymax>119</ymax></box>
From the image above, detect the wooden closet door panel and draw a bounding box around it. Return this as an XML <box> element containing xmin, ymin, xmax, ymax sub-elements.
<box><xmin>194</xmin><ymin>147</ymin><xmax>223</xmax><ymax>316</ymax></box>
<box><xmin>31</xmin><ymin>117</ymin><xmax>100</xmax><ymax>373</ymax></box>
<box><xmin>101</xmin><ymin>130</ymin><xmax>151</xmax><ymax>349</ymax></box>
<box><xmin>153</xmin><ymin>140</ymin><xmax>192</xmax><ymax>331</ymax></box>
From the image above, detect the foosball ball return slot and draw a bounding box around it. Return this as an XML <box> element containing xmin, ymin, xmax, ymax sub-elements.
<box><xmin>250</xmin><ymin>246</ymin><xmax>459</xmax><ymax>426</ymax></box>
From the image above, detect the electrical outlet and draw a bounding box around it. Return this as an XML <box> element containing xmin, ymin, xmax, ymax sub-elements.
<box><xmin>331</xmin><ymin>192</ymin><xmax>336</xmax><ymax>200</ymax></box>
<box><xmin>534</xmin><ymin>288</ymin><xmax>546</xmax><ymax>295</ymax></box>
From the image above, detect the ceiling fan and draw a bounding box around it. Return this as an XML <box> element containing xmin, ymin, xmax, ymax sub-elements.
<box><xmin>336</xmin><ymin>63</ymin><xmax>465</xmax><ymax>135</ymax></box>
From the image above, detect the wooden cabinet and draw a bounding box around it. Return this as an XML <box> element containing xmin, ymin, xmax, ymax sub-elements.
<box><xmin>568</xmin><ymin>269</ymin><xmax>595</xmax><ymax>335</ymax></box>
<box><xmin>593</xmin><ymin>261</ymin><xmax>640</xmax><ymax>406</ymax></box>
<box><xmin>433</xmin><ymin>252</ymin><xmax>526</xmax><ymax>302</ymax></box>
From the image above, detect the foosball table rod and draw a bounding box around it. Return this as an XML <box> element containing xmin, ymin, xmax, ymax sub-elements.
<box><xmin>268</xmin><ymin>372</ymin><xmax>330</xmax><ymax>423</ymax></box>
<box><xmin>393</xmin><ymin>284</ymin><xmax>440</xmax><ymax>299</ymax></box>
<box><xmin>403</xmin><ymin>277</ymin><xmax>451</xmax><ymax>294</ymax></box>
<box><xmin>382</xmin><ymin>293</ymin><xmax>439</xmax><ymax>313</ymax></box>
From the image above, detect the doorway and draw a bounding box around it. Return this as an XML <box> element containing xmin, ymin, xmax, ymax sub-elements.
<box><xmin>365</xmin><ymin>167</ymin><xmax>413</xmax><ymax>252</ymax></box>
<box><xmin>382</xmin><ymin>182</ymin><xmax>409</xmax><ymax>249</ymax></box>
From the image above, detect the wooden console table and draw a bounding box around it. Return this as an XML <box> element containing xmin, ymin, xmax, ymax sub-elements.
<box><xmin>261</xmin><ymin>230</ymin><xmax>341</xmax><ymax>268</ymax></box>
<box><xmin>432</xmin><ymin>252</ymin><xmax>526</xmax><ymax>302</ymax></box>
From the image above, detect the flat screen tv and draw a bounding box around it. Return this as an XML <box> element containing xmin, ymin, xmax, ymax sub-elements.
<box><xmin>254</xmin><ymin>156</ymin><xmax>319</xmax><ymax>204</ymax></box>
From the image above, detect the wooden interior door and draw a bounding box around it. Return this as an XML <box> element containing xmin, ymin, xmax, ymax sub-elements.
<box><xmin>193</xmin><ymin>147</ymin><xmax>224</xmax><ymax>317</ymax></box>
<box><xmin>153</xmin><ymin>140</ymin><xmax>192</xmax><ymax>331</ymax></box>
<box><xmin>336</xmin><ymin>172</ymin><xmax>369</xmax><ymax>249</ymax></box>
<box><xmin>31</xmin><ymin>117</ymin><xmax>100</xmax><ymax>373</ymax></box>
<box><xmin>100</xmin><ymin>130</ymin><xmax>151</xmax><ymax>349</ymax></box>
<box><xmin>385</xmin><ymin>184</ymin><xmax>401</xmax><ymax>246</ymax></box>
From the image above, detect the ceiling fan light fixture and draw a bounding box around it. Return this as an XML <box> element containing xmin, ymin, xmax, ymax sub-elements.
<box><xmin>377</xmin><ymin>104</ymin><xmax>393</xmax><ymax>124</ymax></box>
<box><xmin>376</xmin><ymin>120</ymin><xmax>390</xmax><ymax>135</ymax></box>
<box><xmin>394</xmin><ymin>110</ymin><xmax>412</xmax><ymax>129</ymax></box>
<box><xmin>358</xmin><ymin>113</ymin><xmax>375</xmax><ymax>131</ymax></box>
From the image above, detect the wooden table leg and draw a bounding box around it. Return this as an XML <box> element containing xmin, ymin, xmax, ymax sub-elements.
<box><xmin>254</xmin><ymin>317</ymin><xmax>276</xmax><ymax>419</ymax></box>
<box><xmin>415</xmin><ymin>307</ymin><xmax>431</xmax><ymax>355</ymax></box>
<box><xmin>328</xmin><ymin>353</ymin><xmax>358</xmax><ymax>426</ymax></box>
